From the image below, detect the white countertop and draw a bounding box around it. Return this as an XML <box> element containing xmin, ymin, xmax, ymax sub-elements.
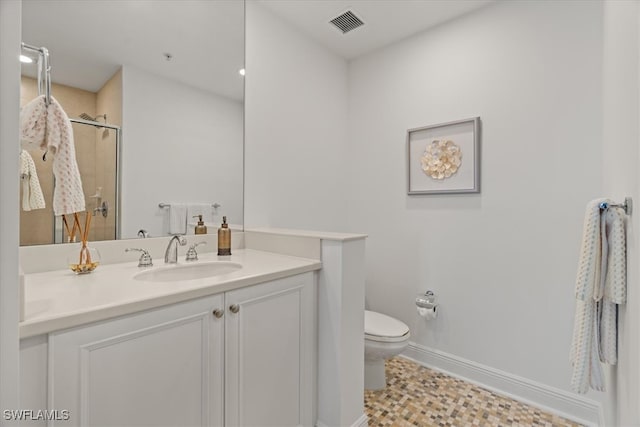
<box><xmin>246</xmin><ymin>227</ymin><xmax>367</xmax><ymax>242</ymax></box>
<box><xmin>20</xmin><ymin>249</ymin><xmax>321</xmax><ymax>338</ymax></box>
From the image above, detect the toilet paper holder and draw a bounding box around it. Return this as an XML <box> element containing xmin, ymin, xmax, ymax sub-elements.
<box><xmin>415</xmin><ymin>290</ymin><xmax>436</xmax><ymax>309</ymax></box>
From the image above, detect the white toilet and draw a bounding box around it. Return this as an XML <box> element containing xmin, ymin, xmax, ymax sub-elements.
<box><xmin>364</xmin><ymin>310</ymin><xmax>410</xmax><ymax>390</ymax></box>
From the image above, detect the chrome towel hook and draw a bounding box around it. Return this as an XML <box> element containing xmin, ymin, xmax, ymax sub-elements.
<box><xmin>599</xmin><ymin>197</ymin><xmax>632</xmax><ymax>216</ymax></box>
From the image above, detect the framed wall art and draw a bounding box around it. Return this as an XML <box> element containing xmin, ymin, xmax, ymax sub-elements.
<box><xmin>407</xmin><ymin>117</ymin><xmax>480</xmax><ymax>195</ymax></box>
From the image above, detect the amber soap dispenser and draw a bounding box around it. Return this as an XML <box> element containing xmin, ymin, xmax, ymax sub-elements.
<box><xmin>217</xmin><ymin>216</ymin><xmax>231</xmax><ymax>256</ymax></box>
<box><xmin>193</xmin><ymin>215</ymin><xmax>207</xmax><ymax>235</ymax></box>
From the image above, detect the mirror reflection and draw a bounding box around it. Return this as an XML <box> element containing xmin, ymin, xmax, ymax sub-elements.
<box><xmin>20</xmin><ymin>0</ymin><xmax>245</xmax><ymax>245</ymax></box>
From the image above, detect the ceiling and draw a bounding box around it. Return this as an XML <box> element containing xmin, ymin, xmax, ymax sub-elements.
<box><xmin>21</xmin><ymin>0</ymin><xmax>245</xmax><ymax>100</ymax></box>
<box><xmin>21</xmin><ymin>1</ymin><xmax>494</xmax><ymax>98</ymax></box>
<box><xmin>259</xmin><ymin>0</ymin><xmax>495</xmax><ymax>60</ymax></box>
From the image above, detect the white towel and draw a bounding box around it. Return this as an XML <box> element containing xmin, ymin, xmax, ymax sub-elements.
<box><xmin>570</xmin><ymin>199</ymin><xmax>627</xmax><ymax>393</ymax></box>
<box><xmin>571</xmin><ymin>199</ymin><xmax>606</xmax><ymax>393</ymax></box>
<box><xmin>574</xmin><ymin>199</ymin><xmax>604</xmax><ymax>301</ymax></box>
<box><xmin>20</xmin><ymin>95</ymin><xmax>85</xmax><ymax>215</ymax></box>
<box><xmin>599</xmin><ymin>206</ymin><xmax>626</xmax><ymax>365</ymax></box>
<box><xmin>20</xmin><ymin>95</ymin><xmax>47</xmax><ymax>151</ymax></box>
<box><xmin>168</xmin><ymin>204</ymin><xmax>187</xmax><ymax>235</ymax></box>
<box><xmin>20</xmin><ymin>150</ymin><xmax>46</xmax><ymax>211</ymax></box>
<box><xmin>602</xmin><ymin>207</ymin><xmax>626</xmax><ymax>305</ymax></box>
<box><xmin>571</xmin><ymin>299</ymin><xmax>603</xmax><ymax>393</ymax></box>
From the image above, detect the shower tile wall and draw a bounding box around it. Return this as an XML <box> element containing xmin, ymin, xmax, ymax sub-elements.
<box><xmin>95</xmin><ymin>68</ymin><xmax>122</xmax><ymax>241</ymax></box>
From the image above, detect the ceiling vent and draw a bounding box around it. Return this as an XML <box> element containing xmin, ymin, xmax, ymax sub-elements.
<box><xmin>329</xmin><ymin>10</ymin><xmax>364</xmax><ymax>34</ymax></box>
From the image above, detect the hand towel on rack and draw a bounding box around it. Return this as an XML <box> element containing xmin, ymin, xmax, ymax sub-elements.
<box><xmin>570</xmin><ymin>199</ymin><xmax>627</xmax><ymax>393</ymax></box>
<box><xmin>19</xmin><ymin>150</ymin><xmax>46</xmax><ymax>211</ymax></box>
<box><xmin>168</xmin><ymin>204</ymin><xmax>187</xmax><ymax>235</ymax></box>
<box><xmin>598</xmin><ymin>206</ymin><xmax>626</xmax><ymax>365</ymax></box>
<box><xmin>602</xmin><ymin>207</ymin><xmax>626</xmax><ymax>305</ymax></box>
<box><xmin>20</xmin><ymin>95</ymin><xmax>85</xmax><ymax>215</ymax></box>
<box><xmin>574</xmin><ymin>199</ymin><xmax>605</xmax><ymax>301</ymax></box>
<box><xmin>570</xmin><ymin>199</ymin><xmax>606</xmax><ymax>393</ymax></box>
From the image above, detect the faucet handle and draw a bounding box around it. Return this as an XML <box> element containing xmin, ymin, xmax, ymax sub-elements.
<box><xmin>185</xmin><ymin>242</ymin><xmax>207</xmax><ymax>262</ymax></box>
<box><xmin>125</xmin><ymin>248</ymin><xmax>153</xmax><ymax>267</ymax></box>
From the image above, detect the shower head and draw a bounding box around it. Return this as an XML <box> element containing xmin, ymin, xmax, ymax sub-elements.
<box><xmin>79</xmin><ymin>113</ymin><xmax>106</xmax><ymax>122</ymax></box>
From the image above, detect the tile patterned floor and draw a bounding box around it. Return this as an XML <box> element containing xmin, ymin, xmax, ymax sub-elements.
<box><xmin>364</xmin><ymin>357</ymin><xmax>582</xmax><ymax>427</ymax></box>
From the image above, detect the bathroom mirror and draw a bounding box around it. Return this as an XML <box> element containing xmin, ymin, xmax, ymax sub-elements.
<box><xmin>20</xmin><ymin>0</ymin><xmax>245</xmax><ymax>245</ymax></box>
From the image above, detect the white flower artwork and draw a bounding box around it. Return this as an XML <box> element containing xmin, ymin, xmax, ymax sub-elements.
<box><xmin>407</xmin><ymin>117</ymin><xmax>479</xmax><ymax>195</ymax></box>
<box><xmin>420</xmin><ymin>139</ymin><xmax>462</xmax><ymax>180</ymax></box>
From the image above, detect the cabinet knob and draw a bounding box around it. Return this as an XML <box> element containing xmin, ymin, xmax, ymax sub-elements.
<box><xmin>229</xmin><ymin>304</ymin><xmax>240</xmax><ymax>314</ymax></box>
<box><xmin>212</xmin><ymin>309</ymin><xmax>224</xmax><ymax>318</ymax></box>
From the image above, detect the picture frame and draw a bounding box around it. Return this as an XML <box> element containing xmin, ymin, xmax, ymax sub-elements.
<box><xmin>407</xmin><ymin>117</ymin><xmax>480</xmax><ymax>195</ymax></box>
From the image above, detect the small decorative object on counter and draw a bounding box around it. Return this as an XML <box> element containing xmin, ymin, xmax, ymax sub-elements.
<box><xmin>217</xmin><ymin>216</ymin><xmax>231</xmax><ymax>256</ymax></box>
<box><xmin>67</xmin><ymin>211</ymin><xmax>100</xmax><ymax>274</ymax></box>
<box><xmin>193</xmin><ymin>214</ymin><xmax>207</xmax><ymax>235</ymax></box>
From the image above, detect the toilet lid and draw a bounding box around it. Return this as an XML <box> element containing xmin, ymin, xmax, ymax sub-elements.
<box><xmin>365</xmin><ymin>310</ymin><xmax>409</xmax><ymax>340</ymax></box>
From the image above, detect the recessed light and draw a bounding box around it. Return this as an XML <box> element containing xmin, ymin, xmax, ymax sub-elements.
<box><xmin>238</xmin><ymin>68</ymin><xmax>245</xmax><ymax>76</ymax></box>
<box><xmin>20</xmin><ymin>55</ymin><xmax>33</xmax><ymax>64</ymax></box>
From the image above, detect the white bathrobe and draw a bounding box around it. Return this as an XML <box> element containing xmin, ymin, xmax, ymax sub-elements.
<box><xmin>20</xmin><ymin>95</ymin><xmax>85</xmax><ymax>215</ymax></box>
<box><xmin>570</xmin><ymin>199</ymin><xmax>626</xmax><ymax>393</ymax></box>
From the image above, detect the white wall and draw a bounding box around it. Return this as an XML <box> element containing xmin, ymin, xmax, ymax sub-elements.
<box><xmin>0</xmin><ymin>0</ymin><xmax>22</xmax><ymax>419</ymax></box>
<box><xmin>347</xmin><ymin>0</ymin><xmax>604</xmax><ymax>413</ymax></box>
<box><xmin>244</xmin><ymin>2</ymin><xmax>349</xmax><ymax>231</ymax></box>
<box><xmin>602</xmin><ymin>1</ymin><xmax>640</xmax><ymax>425</ymax></box>
<box><xmin>121</xmin><ymin>65</ymin><xmax>243</xmax><ymax>238</ymax></box>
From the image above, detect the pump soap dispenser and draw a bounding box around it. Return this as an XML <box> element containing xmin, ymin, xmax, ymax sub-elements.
<box><xmin>193</xmin><ymin>215</ymin><xmax>207</xmax><ymax>235</ymax></box>
<box><xmin>217</xmin><ymin>216</ymin><xmax>231</xmax><ymax>256</ymax></box>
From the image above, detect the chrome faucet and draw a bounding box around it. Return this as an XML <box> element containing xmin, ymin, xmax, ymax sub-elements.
<box><xmin>125</xmin><ymin>248</ymin><xmax>153</xmax><ymax>267</ymax></box>
<box><xmin>185</xmin><ymin>242</ymin><xmax>207</xmax><ymax>262</ymax></box>
<box><xmin>164</xmin><ymin>235</ymin><xmax>186</xmax><ymax>264</ymax></box>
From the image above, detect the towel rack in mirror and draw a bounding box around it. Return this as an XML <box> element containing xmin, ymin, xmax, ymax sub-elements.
<box><xmin>21</xmin><ymin>42</ymin><xmax>51</xmax><ymax>106</ymax></box>
<box><xmin>159</xmin><ymin>203</ymin><xmax>221</xmax><ymax>209</ymax></box>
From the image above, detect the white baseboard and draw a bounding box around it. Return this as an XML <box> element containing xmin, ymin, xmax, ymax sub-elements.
<box><xmin>351</xmin><ymin>414</ymin><xmax>369</xmax><ymax>427</ymax></box>
<box><xmin>316</xmin><ymin>413</ymin><xmax>368</xmax><ymax>427</ymax></box>
<box><xmin>403</xmin><ymin>342</ymin><xmax>603</xmax><ymax>427</ymax></box>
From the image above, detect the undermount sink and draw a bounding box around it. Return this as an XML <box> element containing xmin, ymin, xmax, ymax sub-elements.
<box><xmin>133</xmin><ymin>261</ymin><xmax>242</xmax><ymax>283</ymax></box>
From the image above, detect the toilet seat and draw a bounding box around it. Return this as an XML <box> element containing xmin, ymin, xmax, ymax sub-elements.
<box><xmin>365</xmin><ymin>310</ymin><xmax>410</xmax><ymax>343</ymax></box>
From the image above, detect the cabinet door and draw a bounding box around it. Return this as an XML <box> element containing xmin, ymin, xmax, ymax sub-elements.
<box><xmin>20</xmin><ymin>335</ymin><xmax>48</xmax><ymax>427</ymax></box>
<box><xmin>49</xmin><ymin>295</ymin><xmax>225</xmax><ymax>427</ymax></box>
<box><xmin>225</xmin><ymin>272</ymin><xmax>316</xmax><ymax>427</ymax></box>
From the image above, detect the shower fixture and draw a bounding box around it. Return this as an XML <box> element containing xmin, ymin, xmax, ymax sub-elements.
<box><xmin>79</xmin><ymin>113</ymin><xmax>107</xmax><ymax>123</ymax></box>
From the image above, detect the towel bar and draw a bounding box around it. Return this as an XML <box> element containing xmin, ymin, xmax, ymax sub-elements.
<box><xmin>599</xmin><ymin>197</ymin><xmax>632</xmax><ymax>216</ymax></box>
<box><xmin>158</xmin><ymin>202</ymin><xmax>221</xmax><ymax>209</ymax></box>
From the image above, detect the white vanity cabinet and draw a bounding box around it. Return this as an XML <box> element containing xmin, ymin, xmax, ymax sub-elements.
<box><xmin>224</xmin><ymin>272</ymin><xmax>315</xmax><ymax>426</ymax></box>
<box><xmin>29</xmin><ymin>272</ymin><xmax>316</xmax><ymax>427</ymax></box>
<box><xmin>49</xmin><ymin>293</ymin><xmax>226</xmax><ymax>426</ymax></box>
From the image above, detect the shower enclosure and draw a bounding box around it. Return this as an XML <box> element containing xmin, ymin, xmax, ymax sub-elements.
<box><xmin>56</xmin><ymin>117</ymin><xmax>121</xmax><ymax>244</ymax></box>
<box><xmin>19</xmin><ymin>113</ymin><xmax>121</xmax><ymax>246</ymax></box>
